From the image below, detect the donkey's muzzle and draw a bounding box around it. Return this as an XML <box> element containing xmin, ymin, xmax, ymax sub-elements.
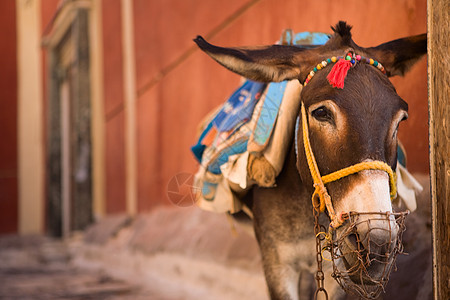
<box><xmin>329</xmin><ymin>211</ymin><xmax>409</xmax><ymax>299</ymax></box>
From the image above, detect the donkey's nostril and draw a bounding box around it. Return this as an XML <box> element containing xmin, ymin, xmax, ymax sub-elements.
<box><xmin>347</xmin><ymin>233</ymin><xmax>364</xmax><ymax>251</ymax></box>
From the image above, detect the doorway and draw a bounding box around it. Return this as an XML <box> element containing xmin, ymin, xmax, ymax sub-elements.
<box><xmin>46</xmin><ymin>9</ymin><xmax>92</xmax><ymax>237</ymax></box>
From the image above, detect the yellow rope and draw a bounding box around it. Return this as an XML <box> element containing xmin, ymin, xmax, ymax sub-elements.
<box><xmin>301</xmin><ymin>103</ymin><xmax>327</xmax><ymax>213</ymax></box>
<box><xmin>322</xmin><ymin>161</ymin><xmax>397</xmax><ymax>200</ymax></box>
<box><xmin>300</xmin><ymin>102</ymin><xmax>397</xmax><ymax>229</ymax></box>
<box><xmin>321</xmin><ymin>247</ymin><xmax>332</xmax><ymax>262</ymax></box>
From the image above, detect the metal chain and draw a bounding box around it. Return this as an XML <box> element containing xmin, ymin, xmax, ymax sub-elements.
<box><xmin>313</xmin><ymin>193</ymin><xmax>328</xmax><ymax>300</ymax></box>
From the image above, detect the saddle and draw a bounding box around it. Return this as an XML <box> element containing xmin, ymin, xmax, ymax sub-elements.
<box><xmin>191</xmin><ymin>30</ymin><xmax>422</xmax><ymax>214</ymax></box>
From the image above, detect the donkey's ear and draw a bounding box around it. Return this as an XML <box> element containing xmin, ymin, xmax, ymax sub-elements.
<box><xmin>366</xmin><ymin>33</ymin><xmax>426</xmax><ymax>77</ymax></box>
<box><xmin>194</xmin><ymin>36</ymin><xmax>314</xmax><ymax>82</ymax></box>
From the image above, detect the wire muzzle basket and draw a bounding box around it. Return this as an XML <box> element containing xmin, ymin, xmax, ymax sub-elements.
<box><xmin>327</xmin><ymin>211</ymin><xmax>409</xmax><ymax>299</ymax></box>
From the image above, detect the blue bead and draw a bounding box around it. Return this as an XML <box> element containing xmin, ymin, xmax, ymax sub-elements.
<box><xmin>351</xmin><ymin>59</ymin><xmax>355</xmax><ymax>64</ymax></box>
<box><xmin>373</xmin><ymin>61</ymin><xmax>378</xmax><ymax>67</ymax></box>
<box><xmin>313</xmin><ymin>67</ymin><xmax>317</xmax><ymax>72</ymax></box>
<box><xmin>327</xmin><ymin>58</ymin><xmax>331</xmax><ymax>63</ymax></box>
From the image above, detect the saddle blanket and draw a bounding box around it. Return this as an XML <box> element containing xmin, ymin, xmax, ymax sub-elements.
<box><xmin>191</xmin><ymin>30</ymin><xmax>422</xmax><ymax>214</ymax></box>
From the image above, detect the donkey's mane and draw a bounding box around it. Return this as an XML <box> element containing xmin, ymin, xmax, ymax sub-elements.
<box><xmin>324</xmin><ymin>21</ymin><xmax>358</xmax><ymax>52</ymax></box>
<box><xmin>331</xmin><ymin>21</ymin><xmax>353</xmax><ymax>43</ymax></box>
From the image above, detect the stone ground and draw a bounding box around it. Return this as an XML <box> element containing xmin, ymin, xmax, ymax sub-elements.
<box><xmin>0</xmin><ymin>212</ymin><xmax>266</xmax><ymax>300</ymax></box>
<box><xmin>0</xmin><ymin>174</ymin><xmax>432</xmax><ymax>300</ymax></box>
<box><xmin>0</xmin><ymin>235</ymin><xmax>156</xmax><ymax>299</ymax></box>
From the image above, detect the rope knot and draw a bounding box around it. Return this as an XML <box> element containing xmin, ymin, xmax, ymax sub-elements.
<box><xmin>327</xmin><ymin>51</ymin><xmax>355</xmax><ymax>89</ymax></box>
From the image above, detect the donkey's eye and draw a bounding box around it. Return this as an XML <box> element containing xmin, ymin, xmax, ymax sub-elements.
<box><xmin>312</xmin><ymin>106</ymin><xmax>332</xmax><ymax>122</ymax></box>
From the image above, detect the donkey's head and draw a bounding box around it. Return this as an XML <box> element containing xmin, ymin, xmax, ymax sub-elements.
<box><xmin>194</xmin><ymin>21</ymin><xmax>426</xmax><ymax>295</ymax></box>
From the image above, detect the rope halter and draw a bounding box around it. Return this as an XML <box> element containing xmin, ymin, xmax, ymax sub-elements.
<box><xmin>300</xmin><ymin>102</ymin><xmax>397</xmax><ymax>230</ymax></box>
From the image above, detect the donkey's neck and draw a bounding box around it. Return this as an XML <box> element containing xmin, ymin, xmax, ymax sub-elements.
<box><xmin>253</xmin><ymin>143</ymin><xmax>315</xmax><ymax>241</ymax></box>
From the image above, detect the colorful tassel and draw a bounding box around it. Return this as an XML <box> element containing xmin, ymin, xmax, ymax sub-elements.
<box><xmin>327</xmin><ymin>58</ymin><xmax>352</xmax><ymax>89</ymax></box>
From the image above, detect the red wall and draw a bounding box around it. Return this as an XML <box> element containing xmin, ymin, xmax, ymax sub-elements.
<box><xmin>0</xmin><ymin>1</ymin><xmax>18</xmax><ymax>233</ymax></box>
<box><xmin>133</xmin><ymin>0</ymin><xmax>248</xmax><ymax>210</ymax></box>
<box><xmin>133</xmin><ymin>0</ymin><xmax>428</xmax><ymax>209</ymax></box>
<box><xmin>102</xmin><ymin>0</ymin><xmax>127</xmax><ymax>214</ymax></box>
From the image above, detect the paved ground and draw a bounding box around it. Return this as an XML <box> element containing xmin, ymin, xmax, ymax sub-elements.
<box><xmin>0</xmin><ymin>213</ymin><xmax>266</xmax><ymax>300</ymax></box>
<box><xmin>0</xmin><ymin>235</ymin><xmax>157</xmax><ymax>300</ymax></box>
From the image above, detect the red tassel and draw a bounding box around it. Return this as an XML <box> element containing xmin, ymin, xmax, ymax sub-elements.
<box><xmin>327</xmin><ymin>59</ymin><xmax>352</xmax><ymax>89</ymax></box>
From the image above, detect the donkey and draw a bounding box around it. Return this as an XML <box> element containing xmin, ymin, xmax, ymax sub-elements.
<box><xmin>194</xmin><ymin>22</ymin><xmax>426</xmax><ymax>300</ymax></box>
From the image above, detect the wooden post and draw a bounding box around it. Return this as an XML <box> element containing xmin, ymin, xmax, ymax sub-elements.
<box><xmin>428</xmin><ymin>0</ymin><xmax>450</xmax><ymax>299</ymax></box>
